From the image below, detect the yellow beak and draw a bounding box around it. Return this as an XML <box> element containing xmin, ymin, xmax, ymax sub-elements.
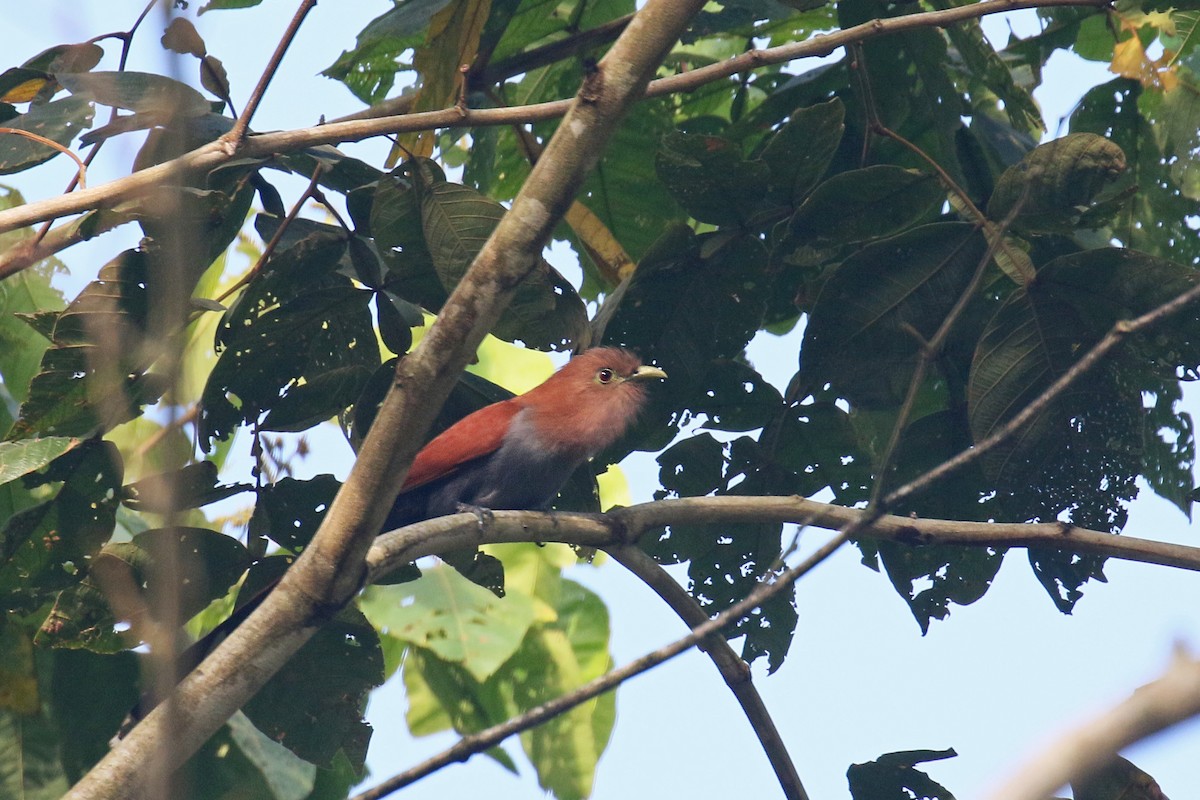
<box><xmin>629</xmin><ymin>365</ymin><xmax>668</xmax><ymax>382</ymax></box>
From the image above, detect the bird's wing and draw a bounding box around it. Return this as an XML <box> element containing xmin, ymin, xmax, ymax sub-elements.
<box><xmin>400</xmin><ymin>400</ymin><xmax>523</xmax><ymax>491</ymax></box>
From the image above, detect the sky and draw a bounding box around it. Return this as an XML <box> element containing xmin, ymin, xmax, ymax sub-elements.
<box><xmin>3</xmin><ymin>3</ymin><xmax>1199</xmax><ymax>799</ymax></box>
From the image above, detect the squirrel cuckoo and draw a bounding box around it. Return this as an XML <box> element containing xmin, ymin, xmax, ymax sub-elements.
<box><xmin>384</xmin><ymin>346</ymin><xmax>667</xmax><ymax>528</ymax></box>
<box><xmin>130</xmin><ymin>348</ymin><xmax>665</xmax><ymax>724</ymax></box>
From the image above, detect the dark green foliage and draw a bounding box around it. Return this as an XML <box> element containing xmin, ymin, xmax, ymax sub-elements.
<box><xmin>848</xmin><ymin>748</ymin><xmax>958</xmax><ymax>800</ymax></box>
<box><xmin>1</xmin><ymin>2</ymin><xmax>1195</xmax><ymax>796</ymax></box>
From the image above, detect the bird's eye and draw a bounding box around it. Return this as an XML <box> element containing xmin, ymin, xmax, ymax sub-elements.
<box><xmin>596</xmin><ymin>368</ymin><xmax>614</xmax><ymax>384</ymax></box>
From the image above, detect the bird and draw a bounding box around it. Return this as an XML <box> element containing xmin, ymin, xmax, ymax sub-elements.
<box><xmin>121</xmin><ymin>348</ymin><xmax>665</xmax><ymax>731</ymax></box>
<box><xmin>385</xmin><ymin>346</ymin><xmax>668</xmax><ymax>529</ymax></box>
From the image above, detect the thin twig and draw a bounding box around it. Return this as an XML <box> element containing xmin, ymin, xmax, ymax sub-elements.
<box><xmin>214</xmin><ymin>164</ymin><xmax>325</xmax><ymax>305</ymax></box>
<box><xmin>30</xmin><ymin>0</ymin><xmax>155</xmax><ymax>248</ymax></box>
<box><xmin>351</xmin><ymin>531</ymin><xmax>846</xmax><ymax>800</ymax></box>
<box><xmin>608</xmin><ymin>546</ymin><xmax>810</xmax><ymax>800</ymax></box>
<box><xmin>223</xmin><ymin>0</ymin><xmax>317</xmax><ymax>148</ymax></box>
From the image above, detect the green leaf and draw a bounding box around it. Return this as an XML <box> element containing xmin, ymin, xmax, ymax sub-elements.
<box><xmin>655</xmin><ymin>131</ymin><xmax>771</xmax><ymax>225</ymax></box>
<box><xmin>58</xmin><ymin>71</ymin><xmax>210</xmax><ymax>117</ymax></box>
<box><xmin>1074</xmin><ymin>79</ymin><xmax>1200</xmax><ymax>268</ymax></box>
<box><xmin>0</xmin><ymin>97</ymin><xmax>94</xmax><ymax>174</ymax></box>
<box><xmin>933</xmin><ymin>0</ymin><xmax>1043</xmax><ymax>135</ymax></box>
<box><xmin>372</xmin><ymin>163</ymin><xmax>446</xmax><ymax>311</ymax></box>
<box><xmin>0</xmin><ymin>440</ymin><xmax>122</xmax><ymax>615</ymax></box>
<box><xmin>420</xmin><ymin>175</ymin><xmax>587</xmax><ymax>350</ymax></box>
<box><xmin>8</xmin><ymin>250</ymin><xmax>166</xmax><ymax>440</ymax></box>
<box><xmin>1142</xmin><ymin>382</ymin><xmax>1194</xmax><ymax>519</ymax></box>
<box><xmin>121</xmin><ymin>461</ymin><xmax>251</xmax><ymax>513</ymax></box>
<box><xmin>249</xmin><ymin>475</ymin><xmax>342</xmax><ymax>553</ymax></box>
<box><xmin>0</xmin><ymin>623</ymin><xmax>37</xmax><ymax>714</ymax></box>
<box><xmin>199</xmin><ymin>231</ymin><xmax>381</xmax><ymax>444</ymax></box>
<box><xmin>400</xmin><ymin>572</ymin><xmax>615</xmax><ymax>800</ymax></box>
<box><xmin>514</xmin><ymin>580</ymin><xmax>615</xmax><ymax>800</ymax></box>
<box><xmin>987</xmin><ymin>132</ymin><xmax>1128</xmax><ymax>233</ymax></box>
<box><xmin>788</xmin><ymin>165</ymin><xmax>944</xmax><ymax>246</ymax></box>
<box><xmin>321</xmin><ymin>0</ymin><xmax>452</xmax><ymax>103</ymax></box>
<box><xmin>759</xmin><ymin>97</ymin><xmax>846</xmax><ymax>206</ymax></box>
<box><xmin>801</xmin><ymin>222</ymin><xmax>988</xmax><ymax>407</ymax></box>
<box><xmin>573</xmin><ymin>100</ymin><xmax>686</xmax><ymax>268</ymax></box>
<box><xmin>37</xmin><ymin>527</ymin><xmax>251</xmax><ymax>651</ymax></box>
<box><xmin>226</xmin><ymin>712</ymin><xmax>318</xmax><ymax>800</ymax></box>
<box><xmin>244</xmin><ymin>603</ymin><xmax>383</xmax><ymax>769</ymax></box>
<box><xmin>360</xmin><ymin>566</ymin><xmax>537</xmax><ymax>682</ymax></box>
<box><xmin>0</xmin><ymin>437</ymin><xmax>79</xmax><ymax>485</ymax></box>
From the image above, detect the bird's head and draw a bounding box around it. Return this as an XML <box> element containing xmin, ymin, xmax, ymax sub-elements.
<box><xmin>521</xmin><ymin>347</ymin><xmax>667</xmax><ymax>457</ymax></box>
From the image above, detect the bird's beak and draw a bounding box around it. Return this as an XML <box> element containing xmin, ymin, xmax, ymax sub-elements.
<box><xmin>630</xmin><ymin>365</ymin><xmax>667</xmax><ymax>382</ymax></box>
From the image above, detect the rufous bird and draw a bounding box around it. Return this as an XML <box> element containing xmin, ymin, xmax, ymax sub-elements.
<box><xmin>385</xmin><ymin>346</ymin><xmax>667</xmax><ymax>528</ymax></box>
<box><xmin>123</xmin><ymin>348</ymin><xmax>665</xmax><ymax>730</ymax></box>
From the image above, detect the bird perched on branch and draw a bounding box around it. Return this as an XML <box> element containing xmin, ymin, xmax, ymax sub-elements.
<box><xmin>123</xmin><ymin>348</ymin><xmax>665</xmax><ymax>731</ymax></box>
<box><xmin>385</xmin><ymin>346</ymin><xmax>668</xmax><ymax>528</ymax></box>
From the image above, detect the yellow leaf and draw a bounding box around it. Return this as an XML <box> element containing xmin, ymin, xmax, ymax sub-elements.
<box><xmin>1</xmin><ymin>78</ymin><xmax>47</xmax><ymax>103</ymax></box>
<box><xmin>565</xmin><ymin>201</ymin><xmax>636</xmax><ymax>285</ymax></box>
<box><xmin>1111</xmin><ymin>36</ymin><xmax>1156</xmax><ymax>84</ymax></box>
<box><xmin>393</xmin><ymin>0</ymin><xmax>492</xmax><ymax>162</ymax></box>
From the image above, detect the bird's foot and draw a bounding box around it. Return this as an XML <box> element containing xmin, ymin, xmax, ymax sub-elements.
<box><xmin>455</xmin><ymin>503</ymin><xmax>494</xmax><ymax>534</ymax></box>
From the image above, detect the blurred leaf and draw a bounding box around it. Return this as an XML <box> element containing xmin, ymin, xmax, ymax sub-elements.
<box><xmin>1073</xmin><ymin>755</ymin><xmax>1169</xmax><ymax>800</ymax></box>
<box><xmin>0</xmin><ymin>623</ymin><xmax>37</xmax><ymax>714</ymax></box>
<box><xmin>0</xmin><ymin>440</ymin><xmax>122</xmax><ymax>614</ymax></box>
<box><xmin>0</xmin><ymin>706</ymin><xmax>70</xmax><ymax>800</ymax></box>
<box><xmin>161</xmin><ymin>18</ymin><xmax>207</xmax><ymax>57</ymax></box>
<box><xmin>49</xmin><ymin>649</ymin><xmax>139</xmax><ymax>782</ymax></box>
<box><xmin>226</xmin><ymin>712</ymin><xmax>318</xmax><ymax>800</ymax></box>
<box><xmin>37</xmin><ymin>527</ymin><xmax>250</xmax><ymax>651</ymax></box>
<box><xmin>121</xmin><ymin>460</ymin><xmax>251</xmax><ymax>512</ymax></box>
<box><xmin>8</xmin><ymin>250</ymin><xmax>167</xmax><ymax>440</ymax></box>
<box><xmin>0</xmin><ymin>97</ymin><xmax>93</xmax><ymax>174</ymax></box>
<box><xmin>58</xmin><ymin>71</ymin><xmax>210</xmax><ymax>117</ymax></box>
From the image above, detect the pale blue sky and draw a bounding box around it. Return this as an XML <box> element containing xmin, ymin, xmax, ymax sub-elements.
<box><xmin>4</xmin><ymin>4</ymin><xmax>1198</xmax><ymax>799</ymax></box>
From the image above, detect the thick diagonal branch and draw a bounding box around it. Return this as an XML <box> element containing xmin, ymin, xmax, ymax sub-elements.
<box><xmin>62</xmin><ymin>3</ymin><xmax>708</xmax><ymax>798</ymax></box>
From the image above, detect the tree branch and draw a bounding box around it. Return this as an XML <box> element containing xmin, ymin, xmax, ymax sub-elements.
<box><xmin>62</xmin><ymin>3</ymin><xmax>709</xmax><ymax>798</ymax></box>
<box><xmin>363</xmin><ymin>498</ymin><xmax>1200</xmax><ymax>585</ymax></box>
<box><xmin>608</xmin><ymin>545</ymin><xmax>810</xmax><ymax>800</ymax></box>
<box><xmin>352</xmin><ymin>497</ymin><xmax>1200</xmax><ymax>797</ymax></box>
<box><xmin>0</xmin><ymin>0</ymin><xmax>1107</xmax><ymax>240</ymax></box>
<box><xmin>983</xmin><ymin>647</ymin><xmax>1200</xmax><ymax>800</ymax></box>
